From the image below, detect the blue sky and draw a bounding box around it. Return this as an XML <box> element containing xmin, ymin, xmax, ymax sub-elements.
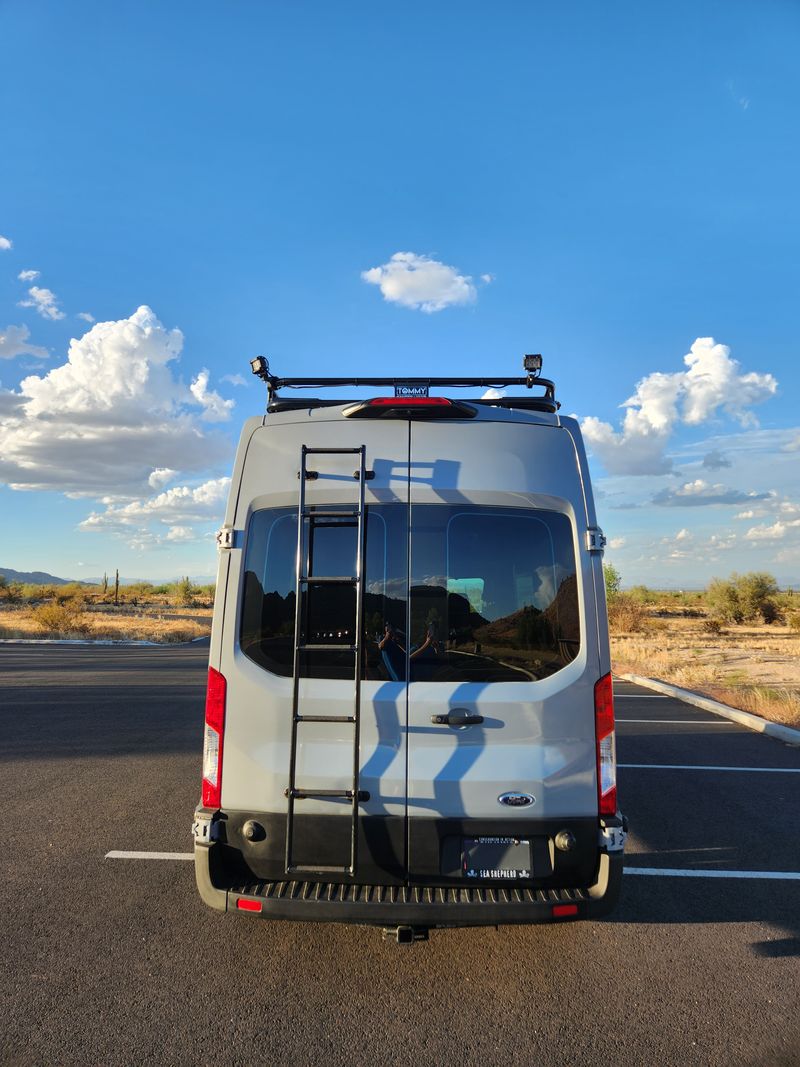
<box><xmin>1</xmin><ymin>0</ymin><xmax>799</xmax><ymax>585</ymax></box>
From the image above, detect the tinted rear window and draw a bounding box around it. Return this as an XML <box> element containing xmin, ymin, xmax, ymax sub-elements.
<box><xmin>240</xmin><ymin>504</ymin><xmax>580</xmax><ymax>682</ymax></box>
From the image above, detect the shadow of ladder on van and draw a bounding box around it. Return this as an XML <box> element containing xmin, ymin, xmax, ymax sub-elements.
<box><xmin>284</xmin><ymin>443</ymin><xmax>371</xmax><ymax>878</ymax></box>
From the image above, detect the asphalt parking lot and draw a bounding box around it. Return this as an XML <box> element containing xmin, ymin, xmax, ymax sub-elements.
<box><xmin>1</xmin><ymin>644</ymin><xmax>799</xmax><ymax>1067</ymax></box>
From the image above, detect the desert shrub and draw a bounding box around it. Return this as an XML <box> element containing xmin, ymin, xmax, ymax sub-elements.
<box><xmin>171</xmin><ymin>576</ymin><xmax>194</xmax><ymax>607</ymax></box>
<box><xmin>32</xmin><ymin>601</ymin><xmax>91</xmax><ymax>635</ymax></box>
<box><xmin>787</xmin><ymin>614</ymin><xmax>800</xmax><ymax>634</ymax></box>
<box><xmin>702</xmin><ymin>618</ymin><xmax>725</xmax><ymax>636</ymax></box>
<box><xmin>628</xmin><ymin>585</ymin><xmax>655</xmax><ymax>605</ymax></box>
<box><xmin>0</xmin><ymin>577</ymin><xmax>23</xmax><ymax>603</ymax></box>
<box><xmin>603</xmin><ymin>562</ymin><xmax>622</xmax><ymax>602</ymax></box>
<box><xmin>706</xmin><ymin>572</ymin><xmax>779</xmax><ymax>624</ymax></box>
<box><xmin>607</xmin><ymin>594</ymin><xmax>646</xmax><ymax>633</ymax></box>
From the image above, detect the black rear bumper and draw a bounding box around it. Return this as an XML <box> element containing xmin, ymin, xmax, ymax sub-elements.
<box><xmin>194</xmin><ymin>813</ymin><xmax>624</xmax><ymax>928</ymax></box>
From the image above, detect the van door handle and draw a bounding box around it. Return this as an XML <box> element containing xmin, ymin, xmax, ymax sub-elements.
<box><xmin>431</xmin><ymin>711</ymin><xmax>484</xmax><ymax>726</ymax></box>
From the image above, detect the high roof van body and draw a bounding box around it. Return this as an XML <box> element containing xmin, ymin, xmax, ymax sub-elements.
<box><xmin>194</xmin><ymin>367</ymin><xmax>626</xmax><ymax>937</ymax></box>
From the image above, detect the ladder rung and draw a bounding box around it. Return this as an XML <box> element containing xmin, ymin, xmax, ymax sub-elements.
<box><xmin>286</xmin><ymin>788</ymin><xmax>370</xmax><ymax>800</ymax></box>
<box><xmin>305</xmin><ymin>447</ymin><xmax>363</xmax><ymax>455</ymax></box>
<box><xmin>295</xmin><ymin>715</ymin><xmax>356</xmax><ymax>723</ymax></box>
<box><xmin>303</xmin><ymin>510</ymin><xmax>361</xmax><ymax>519</ymax></box>
<box><xmin>286</xmin><ymin>864</ymin><xmax>354</xmax><ymax>875</ymax></box>
<box><xmin>299</xmin><ymin>576</ymin><xmax>357</xmax><ymax>585</ymax></box>
<box><xmin>297</xmin><ymin>643</ymin><xmax>357</xmax><ymax>652</ymax></box>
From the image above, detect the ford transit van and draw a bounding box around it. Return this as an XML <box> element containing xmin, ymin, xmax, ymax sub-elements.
<box><xmin>193</xmin><ymin>358</ymin><xmax>625</xmax><ymax>938</ymax></box>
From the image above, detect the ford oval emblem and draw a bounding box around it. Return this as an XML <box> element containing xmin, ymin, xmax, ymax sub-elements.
<box><xmin>498</xmin><ymin>791</ymin><xmax>536</xmax><ymax>808</ymax></box>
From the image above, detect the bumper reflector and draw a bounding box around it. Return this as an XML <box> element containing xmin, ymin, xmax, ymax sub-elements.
<box><xmin>236</xmin><ymin>898</ymin><xmax>263</xmax><ymax>913</ymax></box>
<box><xmin>552</xmin><ymin>904</ymin><xmax>579</xmax><ymax>918</ymax></box>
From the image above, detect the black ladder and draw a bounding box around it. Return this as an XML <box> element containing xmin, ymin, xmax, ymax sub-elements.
<box><xmin>285</xmin><ymin>444</ymin><xmax>369</xmax><ymax>877</ymax></box>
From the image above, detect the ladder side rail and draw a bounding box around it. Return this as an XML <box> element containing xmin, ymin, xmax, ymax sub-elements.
<box><xmin>349</xmin><ymin>444</ymin><xmax>368</xmax><ymax>874</ymax></box>
<box><xmin>285</xmin><ymin>444</ymin><xmax>309</xmax><ymax>874</ymax></box>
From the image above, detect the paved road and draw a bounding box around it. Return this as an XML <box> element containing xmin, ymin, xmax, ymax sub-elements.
<box><xmin>1</xmin><ymin>646</ymin><xmax>799</xmax><ymax>1066</ymax></box>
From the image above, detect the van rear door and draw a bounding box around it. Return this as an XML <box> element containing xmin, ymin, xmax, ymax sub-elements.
<box><xmin>406</xmin><ymin>418</ymin><xmax>601</xmax><ymax>879</ymax></box>
<box><xmin>219</xmin><ymin>417</ymin><xmax>410</xmax><ymax>881</ymax></box>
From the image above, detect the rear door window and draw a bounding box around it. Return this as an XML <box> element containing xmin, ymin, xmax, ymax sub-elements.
<box><xmin>409</xmin><ymin>506</ymin><xmax>580</xmax><ymax>682</ymax></box>
<box><xmin>240</xmin><ymin>504</ymin><xmax>408</xmax><ymax>680</ymax></box>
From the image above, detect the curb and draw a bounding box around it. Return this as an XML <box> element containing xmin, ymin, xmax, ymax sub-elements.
<box><xmin>617</xmin><ymin>672</ymin><xmax>800</xmax><ymax>747</ymax></box>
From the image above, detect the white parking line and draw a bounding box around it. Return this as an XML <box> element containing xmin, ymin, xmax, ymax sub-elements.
<box><xmin>616</xmin><ymin>719</ymin><xmax>736</xmax><ymax>725</ymax></box>
<box><xmin>103</xmin><ymin>852</ymin><xmax>800</xmax><ymax>882</ymax></box>
<box><xmin>624</xmin><ymin>868</ymin><xmax>800</xmax><ymax>880</ymax></box>
<box><xmin>105</xmin><ymin>850</ymin><xmax>194</xmax><ymax>860</ymax></box>
<box><xmin>619</xmin><ymin>763</ymin><xmax>800</xmax><ymax>773</ymax></box>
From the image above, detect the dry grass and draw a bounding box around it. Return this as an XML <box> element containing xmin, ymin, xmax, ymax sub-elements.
<box><xmin>611</xmin><ymin>611</ymin><xmax>800</xmax><ymax>729</ymax></box>
<box><xmin>0</xmin><ymin>606</ymin><xmax>211</xmax><ymax>644</ymax></box>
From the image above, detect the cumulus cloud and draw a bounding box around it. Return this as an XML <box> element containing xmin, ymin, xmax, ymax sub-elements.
<box><xmin>361</xmin><ymin>252</ymin><xmax>477</xmax><ymax>312</ymax></box>
<box><xmin>744</xmin><ymin>519</ymin><xmax>800</xmax><ymax>541</ymax></box>
<box><xmin>165</xmin><ymin>525</ymin><xmax>197</xmax><ymax>543</ymax></box>
<box><xmin>148</xmin><ymin>468</ymin><xmax>178</xmax><ymax>490</ymax></box>
<box><xmin>607</xmin><ymin>537</ymin><xmax>626</xmax><ymax>549</ymax></box>
<box><xmin>652</xmin><ymin>479</ymin><xmax>770</xmax><ymax>508</ymax></box>
<box><xmin>0</xmin><ymin>235</ymin><xmax>12</xmax><ymax>250</ymax></box>
<box><xmin>18</xmin><ymin>285</ymin><xmax>65</xmax><ymax>320</ymax></box>
<box><xmin>190</xmin><ymin>368</ymin><xmax>235</xmax><ymax>421</ymax></box>
<box><xmin>582</xmin><ymin>338</ymin><xmax>777</xmax><ymax>475</ymax></box>
<box><xmin>221</xmin><ymin>373</ymin><xmax>246</xmax><ymax>387</ymax></box>
<box><xmin>702</xmin><ymin>449</ymin><xmax>731</xmax><ymax>470</ymax></box>
<box><xmin>0</xmin><ymin>324</ymin><xmax>48</xmax><ymax>360</ymax></box>
<box><xmin>80</xmin><ymin>477</ymin><xmax>231</xmax><ymax>533</ymax></box>
<box><xmin>675</xmin><ymin>528</ymin><xmax>693</xmax><ymax>541</ymax></box>
<box><xmin>0</xmin><ymin>306</ymin><xmax>232</xmax><ymax>495</ymax></box>
<box><xmin>18</xmin><ymin>269</ymin><xmax>40</xmax><ymax>282</ymax></box>
<box><xmin>77</xmin><ymin>312</ymin><xmax>95</xmax><ymax>323</ymax></box>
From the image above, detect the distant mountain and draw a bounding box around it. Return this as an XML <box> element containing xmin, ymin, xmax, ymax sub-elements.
<box><xmin>0</xmin><ymin>567</ymin><xmax>79</xmax><ymax>586</ymax></box>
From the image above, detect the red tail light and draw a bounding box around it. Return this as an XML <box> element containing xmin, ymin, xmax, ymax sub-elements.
<box><xmin>594</xmin><ymin>672</ymin><xmax>617</xmax><ymax>816</ymax></box>
<box><xmin>367</xmin><ymin>396</ymin><xmax>453</xmax><ymax>407</ymax></box>
<box><xmin>202</xmin><ymin>667</ymin><xmax>226</xmax><ymax>808</ymax></box>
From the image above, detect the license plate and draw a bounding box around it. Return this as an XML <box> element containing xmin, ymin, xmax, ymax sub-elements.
<box><xmin>461</xmin><ymin>836</ymin><xmax>532</xmax><ymax>880</ymax></box>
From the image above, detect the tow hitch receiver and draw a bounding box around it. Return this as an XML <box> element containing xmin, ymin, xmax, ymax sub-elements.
<box><xmin>382</xmin><ymin>926</ymin><xmax>429</xmax><ymax>945</ymax></box>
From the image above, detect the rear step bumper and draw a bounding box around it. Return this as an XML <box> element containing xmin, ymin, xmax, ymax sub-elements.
<box><xmin>194</xmin><ymin>841</ymin><xmax>623</xmax><ymax>927</ymax></box>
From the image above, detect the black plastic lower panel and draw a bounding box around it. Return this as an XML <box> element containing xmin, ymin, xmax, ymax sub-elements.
<box><xmin>216</xmin><ymin>810</ymin><xmax>599</xmax><ymax>888</ymax></box>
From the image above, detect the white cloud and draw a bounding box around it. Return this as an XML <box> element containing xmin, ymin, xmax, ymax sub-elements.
<box><xmin>607</xmin><ymin>537</ymin><xmax>626</xmax><ymax>549</ymax></box>
<box><xmin>18</xmin><ymin>269</ymin><xmax>40</xmax><ymax>282</ymax></box>
<box><xmin>481</xmin><ymin>387</ymin><xmax>505</xmax><ymax>400</ymax></box>
<box><xmin>361</xmin><ymin>252</ymin><xmax>477</xmax><ymax>313</ymax></box>
<box><xmin>0</xmin><ymin>306</ymin><xmax>232</xmax><ymax>495</ymax></box>
<box><xmin>18</xmin><ymin>285</ymin><xmax>65</xmax><ymax>321</ymax></box>
<box><xmin>0</xmin><ymin>324</ymin><xmax>48</xmax><ymax>360</ymax></box>
<box><xmin>148</xmin><ymin>467</ymin><xmax>178</xmax><ymax>490</ymax></box>
<box><xmin>653</xmin><ymin>479</ymin><xmax>769</xmax><ymax>508</ymax></box>
<box><xmin>582</xmin><ymin>338</ymin><xmax>777</xmax><ymax>475</ymax></box>
<box><xmin>190</xmin><ymin>368</ymin><xmax>235</xmax><ymax>421</ymax></box>
<box><xmin>744</xmin><ymin>519</ymin><xmax>800</xmax><ymax>542</ymax></box>
<box><xmin>80</xmin><ymin>477</ymin><xmax>231</xmax><ymax>533</ymax></box>
<box><xmin>221</xmin><ymin>373</ymin><xmax>246</xmax><ymax>387</ymax></box>
<box><xmin>480</xmin><ymin>273</ymin><xmax>494</xmax><ymax>284</ymax></box>
<box><xmin>77</xmin><ymin>312</ymin><xmax>95</xmax><ymax>323</ymax></box>
<box><xmin>165</xmin><ymin>525</ymin><xmax>197</xmax><ymax>543</ymax></box>
<box><xmin>675</xmin><ymin>528</ymin><xmax>692</xmax><ymax>541</ymax></box>
<box><xmin>0</xmin><ymin>235</ymin><xmax>12</xmax><ymax>250</ymax></box>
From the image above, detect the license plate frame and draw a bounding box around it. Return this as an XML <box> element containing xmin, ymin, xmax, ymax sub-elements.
<box><xmin>461</xmin><ymin>836</ymin><xmax>533</xmax><ymax>880</ymax></box>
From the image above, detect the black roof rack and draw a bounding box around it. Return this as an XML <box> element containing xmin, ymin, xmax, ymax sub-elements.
<box><xmin>249</xmin><ymin>355</ymin><xmax>560</xmax><ymax>414</ymax></box>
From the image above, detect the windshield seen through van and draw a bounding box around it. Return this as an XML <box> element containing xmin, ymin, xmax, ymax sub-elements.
<box><xmin>240</xmin><ymin>505</ymin><xmax>580</xmax><ymax>683</ymax></box>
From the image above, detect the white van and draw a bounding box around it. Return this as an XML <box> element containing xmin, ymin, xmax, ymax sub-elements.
<box><xmin>193</xmin><ymin>358</ymin><xmax>626</xmax><ymax>940</ymax></box>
